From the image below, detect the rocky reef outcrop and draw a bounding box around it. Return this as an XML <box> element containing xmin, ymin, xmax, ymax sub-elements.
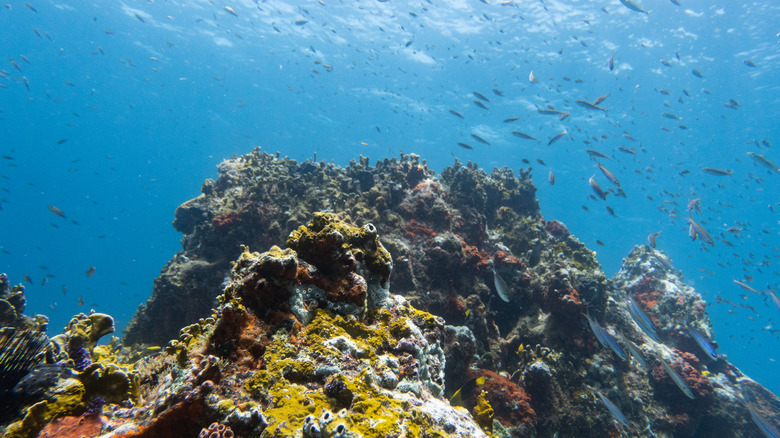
<box><xmin>1</xmin><ymin>214</ymin><xmax>490</xmax><ymax>438</ymax></box>
<box><xmin>1</xmin><ymin>149</ymin><xmax>777</xmax><ymax>437</ymax></box>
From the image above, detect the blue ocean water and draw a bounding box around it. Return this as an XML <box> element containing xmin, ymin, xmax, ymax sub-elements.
<box><xmin>1</xmin><ymin>0</ymin><xmax>777</xmax><ymax>396</ymax></box>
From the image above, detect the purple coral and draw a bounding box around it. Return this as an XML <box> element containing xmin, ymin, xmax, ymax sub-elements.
<box><xmin>67</xmin><ymin>342</ymin><xmax>91</xmax><ymax>372</ymax></box>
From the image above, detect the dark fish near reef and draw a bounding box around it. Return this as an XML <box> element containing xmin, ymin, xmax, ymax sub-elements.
<box><xmin>47</xmin><ymin>205</ymin><xmax>66</xmax><ymax>218</ymax></box>
<box><xmin>537</xmin><ymin>107</ymin><xmax>567</xmax><ymax>116</ymax></box>
<box><xmin>456</xmin><ymin>142</ymin><xmax>473</xmax><ymax>150</ymax></box>
<box><xmin>659</xmin><ymin>359</ymin><xmax>695</xmax><ymax>399</ymax></box>
<box><xmin>686</xmin><ymin>323</ymin><xmax>719</xmax><ymax>360</ymax></box>
<box><xmin>741</xmin><ymin>396</ymin><xmax>780</xmax><ymax>438</ymax></box>
<box><xmin>503</xmin><ymin>117</ymin><xmax>522</xmax><ymax>123</ymax></box>
<box><xmin>575</xmin><ymin>100</ymin><xmax>606</xmax><ymax>111</ymax></box>
<box><xmin>491</xmin><ymin>265</ymin><xmax>511</xmax><ymax>303</ymax></box>
<box><xmin>473</xmin><ymin>100</ymin><xmax>489</xmax><ymax>111</ymax></box>
<box><xmin>620</xmin><ymin>0</ymin><xmax>649</xmax><ymax>14</ymax></box>
<box><xmin>471</xmin><ymin>134</ymin><xmax>491</xmax><ymax>146</ymax></box>
<box><xmin>768</xmin><ymin>291</ymin><xmax>780</xmax><ymax>312</ymax></box>
<box><xmin>597</xmin><ymin>163</ymin><xmax>620</xmax><ymax>187</ymax></box>
<box><xmin>626</xmin><ymin>295</ymin><xmax>660</xmax><ymax>343</ymax></box>
<box><xmin>687</xmin><ymin>217</ymin><xmax>714</xmax><ymax>246</ymax></box>
<box><xmin>594</xmin><ymin>390</ymin><xmax>629</xmax><ymax>427</ymax></box>
<box><xmin>647</xmin><ymin>231</ymin><xmax>661</xmax><ymax>248</ymax></box>
<box><xmin>449</xmin><ymin>375</ymin><xmax>486</xmax><ymax>407</ymax></box>
<box><xmin>473</xmin><ymin>91</ymin><xmax>490</xmax><ymax>102</ymax></box>
<box><xmin>585</xmin><ymin>149</ymin><xmax>609</xmax><ymax>160</ymax></box>
<box><xmin>733</xmin><ymin>280</ymin><xmax>759</xmax><ymax>295</ymax></box>
<box><xmin>585</xmin><ymin>313</ymin><xmax>626</xmax><ymax>359</ymax></box>
<box><xmin>589</xmin><ymin>176</ymin><xmax>607</xmax><ymax>200</ymax></box>
<box><xmin>622</xmin><ymin>336</ymin><xmax>648</xmax><ymax>369</ymax></box>
<box><xmin>744</xmin><ymin>59</ymin><xmax>758</xmax><ymax>68</ymax></box>
<box><xmin>448</xmin><ymin>110</ymin><xmax>465</xmax><ymax>119</ymax></box>
<box><xmin>651</xmin><ymin>249</ymin><xmax>675</xmax><ymax>272</ymax></box>
<box><xmin>85</xmin><ymin>266</ymin><xmax>96</xmax><ymax>277</ymax></box>
<box><xmin>548</xmin><ymin>170</ymin><xmax>555</xmax><ymax>185</ymax></box>
<box><xmin>692</xmin><ymin>69</ymin><xmax>704</xmax><ymax>78</ymax></box>
<box><xmin>547</xmin><ymin>131</ymin><xmax>567</xmax><ymax>146</ymax></box>
<box><xmin>746</xmin><ymin>152</ymin><xmax>779</xmax><ymax>173</ymax></box>
<box><xmin>511</xmin><ymin>131</ymin><xmax>537</xmax><ymax>141</ymax></box>
<box><xmin>702</xmin><ymin>167</ymin><xmax>732</xmax><ymax>176</ymax></box>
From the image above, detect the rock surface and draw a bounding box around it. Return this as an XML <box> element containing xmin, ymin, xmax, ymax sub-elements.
<box><xmin>1</xmin><ymin>149</ymin><xmax>777</xmax><ymax>437</ymax></box>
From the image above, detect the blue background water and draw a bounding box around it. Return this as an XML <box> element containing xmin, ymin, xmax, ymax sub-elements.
<box><xmin>1</xmin><ymin>0</ymin><xmax>778</xmax><ymax>395</ymax></box>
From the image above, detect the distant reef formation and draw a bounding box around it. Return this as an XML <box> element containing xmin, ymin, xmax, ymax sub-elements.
<box><xmin>1</xmin><ymin>148</ymin><xmax>778</xmax><ymax>437</ymax></box>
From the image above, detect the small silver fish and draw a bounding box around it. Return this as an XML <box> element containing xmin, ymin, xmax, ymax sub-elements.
<box><xmin>660</xmin><ymin>359</ymin><xmax>695</xmax><ymax>399</ymax></box>
<box><xmin>626</xmin><ymin>296</ymin><xmax>660</xmax><ymax>342</ymax></box>
<box><xmin>547</xmin><ymin>131</ymin><xmax>567</xmax><ymax>146</ymax></box>
<box><xmin>473</xmin><ymin>100</ymin><xmax>490</xmax><ymax>111</ymax></box>
<box><xmin>741</xmin><ymin>397</ymin><xmax>780</xmax><ymax>438</ymax></box>
<box><xmin>491</xmin><ymin>265</ymin><xmax>511</xmax><ymax>303</ymax></box>
<box><xmin>702</xmin><ymin>167</ymin><xmax>732</xmax><ymax>176</ymax></box>
<box><xmin>597</xmin><ymin>163</ymin><xmax>620</xmax><ymax>187</ymax></box>
<box><xmin>768</xmin><ymin>291</ymin><xmax>780</xmax><ymax>311</ymax></box>
<box><xmin>622</xmin><ymin>336</ymin><xmax>648</xmax><ymax>369</ymax></box>
<box><xmin>620</xmin><ymin>0</ymin><xmax>649</xmax><ymax>14</ymax></box>
<box><xmin>511</xmin><ymin>131</ymin><xmax>537</xmax><ymax>141</ymax></box>
<box><xmin>593</xmin><ymin>94</ymin><xmax>610</xmax><ymax>105</ymax></box>
<box><xmin>537</xmin><ymin>107</ymin><xmax>566</xmax><ymax>116</ymax></box>
<box><xmin>746</xmin><ymin>152</ymin><xmax>779</xmax><ymax>173</ymax></box>
<box><xmin>686</xmin><ymin>323</ymin><xmax>719</xmax><ymax>361</ymax></box>
<box><xmin>585</xmin><ymin>313</ymin><xmax>626</xmax><ymax>360</ymax></box>
<box><xmin>471</xmin><ymin>134</ymin><xmax>491</xmax><ymax>146</ymax></box>
<box><xmin>589</xmin><ymin>176</ymin><xmax>607</xmax><ymax>200</ymax></box>
<box><xmin>575</xmin><ymin>100</ymin><xmax>606</xmax><ymax>111</ymax></box>
<box><xmin>595</xmin><ymin>390</ymin><xmax>628</xmax><ymax>427</ymax></box>
<box><xmin>585</xmin><ymin>149</ymin><xmax>609</xmax><ymax>160</ymax></box>
<box><xmin>473</xmin><ymin>91</ymin><xmax>490</xmax><ymax>102</ymax></box>
<box><xmin>647</xmin><ymin>231</ymin><xmax>661</xmax><ymax>248</ymax></box>
<box><xmin>687</xmin><ymin>217</ymin><xmax>714</xmax><ymax>246</ymax></box>
<box><xmin>733</xmin><ymin>280</ymin><xmax>759</xmax><ymax>295</ymax></box>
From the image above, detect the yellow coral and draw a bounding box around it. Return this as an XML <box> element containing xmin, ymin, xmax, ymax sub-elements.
<box><xmin>2</xmin><ymin>379</ymin><xmax>87</xmax><ymax>438</ymax></box>
<box><xmin>250</xmin><ymin>307</ymin><xmax>456</xmax><ymax>438</ymax></box>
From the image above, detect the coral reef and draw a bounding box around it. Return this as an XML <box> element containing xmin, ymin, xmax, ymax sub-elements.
<box><xmin>7</xmin><ymin>214</ymin><xmax>486</xmax><ymax>437</ymax></box>
<box><xmin>117</xmin><ymin>149</ymin><xmax>778</xmax><ymax>437</ymax></box>
<box><xmin>3</xmin><ymin>150</ymin><xmax>778</xmax><ymax>437</ymax></box>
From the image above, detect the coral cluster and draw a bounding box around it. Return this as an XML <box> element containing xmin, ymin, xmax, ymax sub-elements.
<box><xmin>2</xmin><ymin>150</ymin><xmax>778</xmax><ymax>438</ymax></box>
<box><xmin>117</xmin><ymin>149</ymin><xmax>778</xmax><ymax>437</ymax></box>
<box><xmin>47</xmin><ymin>214</ymin><xmax>486</xmax><ymax>437</ymax></box>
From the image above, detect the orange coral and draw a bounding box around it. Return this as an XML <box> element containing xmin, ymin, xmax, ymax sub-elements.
<box><xmin>38</xmin><ymin>414</ymin><xmax>105</xmax><ymax>438</ymax></box>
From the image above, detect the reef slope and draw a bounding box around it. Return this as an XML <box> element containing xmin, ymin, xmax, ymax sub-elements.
<box><xmin>2</xmin><ymin>149</ymin><xmax>775</xmax><ymax>437</ymax></box>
